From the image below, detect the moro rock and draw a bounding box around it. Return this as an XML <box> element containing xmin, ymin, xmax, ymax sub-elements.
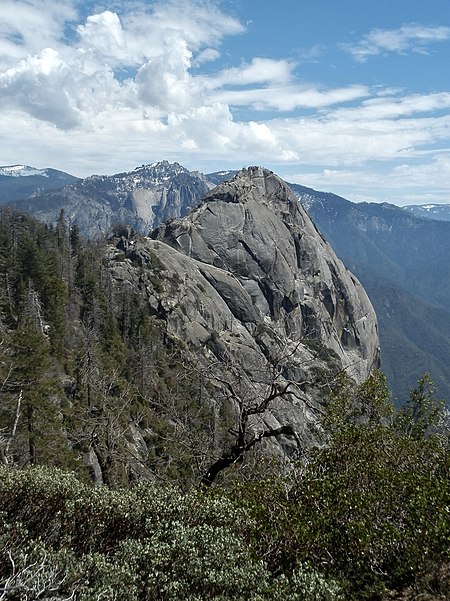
<box><xmin>106</xmin><ymin>167</ymin><xmax>380</xmax><ymax>470</ymax></box>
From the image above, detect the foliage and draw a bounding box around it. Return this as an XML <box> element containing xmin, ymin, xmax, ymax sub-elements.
<box><xmin>0</xmin><ymin>208</ymin><xmax>449</xmax><ymax>599</ymax></box>
<box><xmin>229</xmin><ymin>371</ymin><xmax>450</xmax><ymax>599</ymax></box>
<box><xmin>0</xmin><ymin>209</ymin><xmax>222</xmax><ymax>486</ymax></box>
<box><xmin>1</xmin><ymin>371</ymin><xmax>448</xmax><ymax>599</ymax></box>
<box><xmin>0</xmin><ymin>466</ymin><xmax>342</xmax><ymax>600</ymax></box>
<box><xmin>395</xmin><ymin>372</ymin><xmax>444</xmax><ymax>439</ymax></box>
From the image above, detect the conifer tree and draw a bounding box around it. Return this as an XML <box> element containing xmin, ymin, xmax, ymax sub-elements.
<box><xmin>0</xmin><ymin>321</ymin><xmax>64</xmax><ymax>466</ymax></box>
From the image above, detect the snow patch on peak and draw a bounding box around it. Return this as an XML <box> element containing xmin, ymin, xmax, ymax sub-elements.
<box><xmin>135</xmin><ymin>161</ymin><xmax>184</xmax><ymax>172</ymax></box>
<box><xmin>0</xmin><ymin>165</ymin><xmax>48</xmax><ymax>178</ymax></box>
<box><xmin>128</xmin><ymin>161</ymin><xmax>188</xmax><ymax>184</ymax></box>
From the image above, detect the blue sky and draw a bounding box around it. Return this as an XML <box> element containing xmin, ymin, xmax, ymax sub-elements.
<box><xmin>0</xmin><ymin>0</ymin><xmax>449</xmax><ymax>205</ymax></box>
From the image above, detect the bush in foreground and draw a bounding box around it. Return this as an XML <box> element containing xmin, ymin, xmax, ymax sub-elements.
<box><xmin>0</xmin><ymin>465</ymin><xmax>341</xmax><ymax>600</ymax></box>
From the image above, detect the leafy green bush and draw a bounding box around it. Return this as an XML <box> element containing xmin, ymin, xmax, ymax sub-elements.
<box><xmin>1</xmin><ymin>371</ymin><xmax>448</xmax><ymax>600</ymax></box>
<box><xmin>0</xmin><ymin>466</ymin><xmax>341</xmax><ymax>600</ymax></box>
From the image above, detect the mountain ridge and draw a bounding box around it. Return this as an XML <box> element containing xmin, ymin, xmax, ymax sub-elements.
<box><xmin>105</xmin><ymin>166</ymin><xmax>379</xmax><ymax>466</ymax></box>
<box><xmin>403</xmin><ymin>203</ymin><xmax>450</xmax><ymax>221</ymax></box>
<box><xmin>0</xmin><ymin>164</ymin><xmax>79</xmax><ymax>204</ymax></box>
<box><xmin>290</xmin><ymin>182</ymin><xmax>450</xmax><ymax>401</ymax></box>
<box><xmin>9</xmin><ymin>161</ymin><xmax>212</xmax><ymax>237</ymax></box>
<box><xmin>1</xmin><ymin>160</ymin><xmax>448</xmax><ymax>402</ymax></box>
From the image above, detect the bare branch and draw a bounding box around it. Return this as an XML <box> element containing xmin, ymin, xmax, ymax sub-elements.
<box><xmin>2</xmin><ymin>390</ymin><xmax>22</xmax><ymax>465</ymax></box>
<box><xmin>201</xmin><ymin>423</ymin><xmax>303</xmax><ymax>486</ymax></box>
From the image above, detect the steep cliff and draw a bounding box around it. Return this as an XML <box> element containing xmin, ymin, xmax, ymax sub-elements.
<box><xmin>106</xmin><ymin>167</ymin><xmax>379</xmax><ymax>463</ymax></box>
<box><xmin>12</xmin><ymin>161</ymin><xmax>211</xmax><ymax>238</ymax></box>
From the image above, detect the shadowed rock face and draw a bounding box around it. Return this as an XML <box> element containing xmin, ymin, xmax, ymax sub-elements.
<box><xmin>108</xmin><ymin>167</ymin><xmax>380</xmax><ymax>452</ymax></box>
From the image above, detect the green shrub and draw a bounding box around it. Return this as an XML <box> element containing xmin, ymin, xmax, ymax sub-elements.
<box><xmin>0</xmin><ymin>465</ymin><xmax>344</xmax><ymax>600</ymax></box>
<box><xmin>1</xmin><ymin>370</ymin><xmax>448</xmax><ymax>600</ymax></box>
<box><xmin>228</xmin><ymin>373</ymin><xmax>450</xmax><ymax>599</ymax></box>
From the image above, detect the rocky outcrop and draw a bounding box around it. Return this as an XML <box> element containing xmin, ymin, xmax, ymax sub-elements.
<box><xmin>153</xmin><ymin>168</ymin><xmax>379</xmax><ymax>376</ymax></box>
<box><xmin>107</xmin><ymin>167</ymin><xmax>380</xmax><ymax>456</ymax></box>
<box><xmin>290</xmin><ymin>180</ymin><xmax>450</xmax><ymax>403</ymax></box>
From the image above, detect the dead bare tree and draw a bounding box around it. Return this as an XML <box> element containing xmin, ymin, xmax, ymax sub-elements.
<box><xmin>0</xmin><ymin>550</ymin><xmax>76</xmax><ymax>601</ymax></box>
<box><xmin>198</xmin><ymin>334</ymin><xmax>345</xmax><ymax>486</ymax></box>
<box><xmin>0</xmin><ymin>359</ymin><xmax>21</xmax><ymax>466</ymax></box>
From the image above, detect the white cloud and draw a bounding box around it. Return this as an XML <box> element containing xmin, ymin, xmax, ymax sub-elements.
<box><xmin>0</xmin><ymin>0</ymin><xmax>77</xmax><ymax>65</ymax></box>
<box><xmin>272</xmin><ymin>108</ymin><xmax>450</xmax><ymax>167</ymax></box>
<box><xmin>120</xmin><ymin>0</ymin><xmax>244</xmax><ymax>65</ymax></box>
<box><xmin>322</xmin><ymin>92</ymin><xmax>450</xmax><ymax>138</ymax></box>
<box><xmin>0</xmin><ymin>48</ymin><xmax>83</xmax><ymax>129</ymax></box>
<box><xmin>130</xmin><ymin>0</ymin><xmax>245</xmax><ymax>50</ymax></box>
<box><xmin>344</xmin><ymin>23</ymin><xmax>450</xmax><ymax>62</ymax></box>
<box><xmin>136</xmin><ymin>31</ymin><xmax>196</xmax><ymax>112</ymax></box>
<box><xmin>356</xmin><ymin>92</ymin><xmax>450</xmax><ymax>120</ymax></box>
<box><xmin>0</xmin><ymin>1</ymin><xmax>245</xmax><ymax>129</ymax></box>
<box><xmin>193</xmin><ymin>48</ymin><xmax>220</xmax><ymax>66</ymax></box>
<box><xmin>207</xmin><ymin>58</ymin><xmax>295</xmax><ymax>88</ymax></box>
<box><xmin>77</xmin><ymin>11</ymin><xmax>128</xmax><ymax>65</ymax></box>
<box><xmin>0</xmin><ymin>2</ymin><xmax>449</xmax><ymax>206</ymax></box>
<box><xmin>391</xmin><ymin>154</ymin><xmax>450</xmax><ymax>188</ymax></box>
<box><xmin>290</xmin><ymin>152</ymin><xmax>450</xmax><ymax>205</ymax></box>
<box><xmin>213</xmin><ymin>84</ymin><xmax>369</xmax><ymax>112</ymax></box>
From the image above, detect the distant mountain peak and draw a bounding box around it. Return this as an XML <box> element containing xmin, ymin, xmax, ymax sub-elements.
<box><xmin>10</xmin><ymin>161</ymin><xmax>211</xmax><ymax>237</ymax></box>
<box><xmin>147</xmin><ymin>160</ymin><xmax>184</xmax><ymax>170</ymax></box>
<box><xmin>0</xmin><ymin>165</ymin><xmax>79</xmax><ymax>205</ymax></box>
<box><xmin>131</xmin><ymin>161</ymin><xmax>187</xmax><ymax>176</ymax></box>
<box><xmin>403</xmin><ymin>203</ymin><xmax>450</xmax><ymax>222</ymax></box>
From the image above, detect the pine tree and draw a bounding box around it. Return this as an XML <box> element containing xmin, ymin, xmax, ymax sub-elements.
<box><xmin>0</xmin><ymin>321</ymin><xmax>65</xmax><ymax>466</ymax></box>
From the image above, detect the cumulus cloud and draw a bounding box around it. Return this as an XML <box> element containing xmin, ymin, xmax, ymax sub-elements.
<box><xmin>77</xmin><ymin>11</ymin><xmax>128</xmax><ymax>65</ymax></box>
<box><xmin>343</xmin><ymin>23</ymin><xmax>450</xmax><ymax>62</ymax></box>
<box><xmin>136</xmin><ymin>31</ymin><xmax>196</xmax><ymax>112</ymax></box>
<box><xmin>120</xmin><ymin>0</ymin><xmax>244</xmax><ymax>66</ymax></box>
<box><xmin>0</xmin><ymin>0</ymin><xmax>77</xmax><ymax>66</ymax></box>
<box><xmin>0</xmin><ymin>0</ymin><xmax>247</xmax><ymax>129</ymax></box>
<box><xmin>0</xmin><ymin>2</ymin><xmax>450</xmax><ymax>206</ymax></box>
<box><xmin>0</xmin><ymin>48</ymin><xmax>82</xmax><ymax>129</ymax></box>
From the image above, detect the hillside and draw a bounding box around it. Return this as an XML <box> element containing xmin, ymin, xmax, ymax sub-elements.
<box><xmin>0</xmin><ymin>173</ymin><xmax>448</xmax><ymax>601</ymax></box>
<box><xmin>291</xmin><ymin>183</ymin><xmax>450</xmax><ymax>402</ymax></box>
<box><xmin>10</xmin><ymin>161</ymin><xmax>212</xmax><ymax>238</ymax></box>
<box><xmin>403</xmin><ymin>203</ymin><xmax>450</xmax><ymax>221</ymax></box>
<box><xmin>2</xmin><ymin>162</ymin><xmax>449</xmax><ymax>403</ymax></box>
<box><xmin>0</xmin><ymin>168</ymin><xmax>379</xmax><ymax>485</ymax></box>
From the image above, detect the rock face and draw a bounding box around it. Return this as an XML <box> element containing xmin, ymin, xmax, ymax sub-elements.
<box><xmin>290</xmin><ymin>181</ymin><xmax>450</xmax><ymax>403</ymax></box>
<box><xmin>12</xmin><ymin>161</ymin><xmax>212</xmax><ymax>238</ymax></box>
<box><xmin>153</xmin><ymin>167</ymin><xmax>379</xmax><ymax>377</ymax></box>
<box><xmin>107</xmin><ymin>167</ymin><xmax>380</xmax><ymax>455</ymax></box>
